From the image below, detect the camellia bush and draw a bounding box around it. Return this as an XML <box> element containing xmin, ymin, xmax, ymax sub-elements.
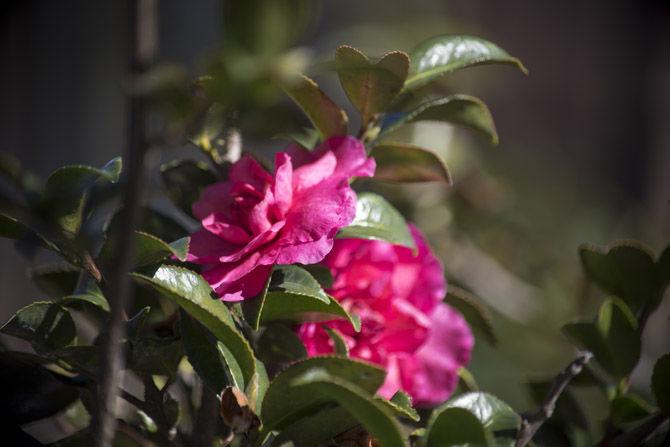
<box><xmin>1</xmin><ymin>2</ymin><xmax>669</xmax><ymax>447</ymax></box>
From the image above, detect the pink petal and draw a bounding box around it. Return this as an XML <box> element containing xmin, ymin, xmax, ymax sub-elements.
<box><xmin>273</xmin><ymin>152</ymin><xmax>293</xmax><ymax>218</ymax></box>
<box><xmin>202</xmin><ymin>257</ymin><xmax>272</xmax><ymax>302</ymax></box>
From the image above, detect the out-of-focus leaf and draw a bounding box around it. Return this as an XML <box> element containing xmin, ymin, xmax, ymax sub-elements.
<box><xmin>611</xmin><ymin>394</ymin><xmax>653</xmax><ymax>426</ymax></box>
<box><xmin>457</xmin><ymin>367</ymin><xmax>480</xmax><ymax>392</ymax></box>
<box><xmin>1</xmin><ymin>302</ymin><xmax>76</xmax><ymax>351</ymax></box>
<box><xmin>324</xmin><ymin>327</ymin><xmax>349</xmax><ymax>356</ymax></box>
<box><xmin>274</xmin><ymin>127</ymin><xmax>320</xmax><ymax>150</ymax></box>
<box><xmin>129</xmin><ymin>336</ymin><xmax>183</xmax><ymax>379</ymax></box>
<box><xmin>444</xmin><ymin>391</ymin><xmax>520</xmax><ymax>431</ymax></box>
<box><xmin>335</xmin><ymin>46</ymin><xmax>409</xmax><ymax>122</ymax></box>
<box><xmin>29</xmin><ymin>264</ymin><xmax>80</xmax><ymax>297</ymax></box>
<box><xmin>58</xmin><ymin>293</ymin><xmax>110</xmax><ymax>313</ymax></box>
<box><xmin>528</xmin><ymin>380</ymin><xmax>588</xmax><ymax>430</ymax></box>
<box><xmin>0</xmin><ymin>351</ymin><xmax>79</xmax><ymax>425</ymax></box>
<box><xmin>425</xmin><ymin>407</ymin><xmax>490</xmax><ymax>447</ymax></box>
<box><xmin>283</xmin><ymin>75</ymin><xmax>348</xmax><ymax>139</ymax></box>
<box><xmin>190</xmin><ymin>104</ymin><xmax>226</xmax><ymax>151</ymax></box>
<box><xmin>41</xmin><ymin>157</ymin><xmax>122</xmax><ymax>234</ymax></box>
<box><xmin>562</xmin><ymin>298</ymin><xmax>641</xmax><ymax>379</ymax></box>
<box><xmin>100</xmin><ymin>230</ymin><xmax>189</xmax><ymax>268</ymax></box>
<box><xmin>257</xmin><ymin>323</ymin><xmax>307</xmax><ymax>367</ymax></box>
<box><xmin>370</xmin><ymin>143</ymin><xmax>452</xmax><ymax>184</ymax></box>
<box><xmin>652</xmin><ymin>353</ymin><xmax>670</xmax><ymax>416</ymax></box>
<box><xmin>131</xmin><ymin>265</ymin><xmax>256</xmax><ymax>386</ymax></box>
<box><xmin>579</xmin><ymin>241</ymin><xmax>660</xmax><ymax>314</ymax></box>
<box><xmin>301</xmin><ymin>264</ymin><xmax>333</xmax><ymax>289</ymax></box>
<box><xmin>338</xmin><ymin>192</ymin><xmax>414</xmax><ymax>249</ymax></box>
<box><xmin>160</xmin><ymin>159</ymin><xmax>218</xmax><ymax>217</ymax></box>
<box><xmin>0</xmin><ymin>151</ymin><xmax>43</xmax><ymax>200</ymax></box>
<box><xmin>382</xmin><ymin>94</ymin><xmax>498</xmax><ymax>144</ymax></box>
<box><xmin>405</xmin><ymin>34</ymin><xmax>527</xmax><ymax>90</ymax></box>
<box><xmin>444</xmin><ymin>285</ymin><xmax>497</xmax><ymax>345</ymax></box>
<box><xmin>270</xmin><ymin>406</ymin><xmax>356</xmax><ymax>447</ymax></box>
<box><xmin>379</xmin><ymin>390</ymin><xmax>420</xmax><ymax>422</ymax></box>
<box><xmin>290</xmin><ymin>369</ymin><xmax>405</xmax><ymax>447</ymax></box>
<box><xmin>180</xmin><ymin>311</ymin><xmax>230</xmax><ymax>392</ymax></box>
<box><xmin>261</xmin><ymin>356</ymin><xmax>385</xmax><ymax>429</ymax></box>
<box><xmin>0</xmin><ymin>213</ymin><xmax>60</xmax><ymax>253</ymax></box>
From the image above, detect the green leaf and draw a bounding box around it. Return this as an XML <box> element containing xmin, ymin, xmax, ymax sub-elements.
<box><xmin>100</xmin><ymin>231</ymin><xmax>189</xmax><ymax>269</ymax></box>
<box><xmin>562</xmin><ymin>298</ymin><xmax>641</xmax><ymax>379</ymax></box>
<box><xmin>382</xmin><ymin>95</ymin><xmax>498</xmax><ymax>144</ymax></box>
<box><xmin>335</xmin><ymin>46</ymin><xmax>409</xmax><ymax>121</ymax></box>
<box><xmin>611</xmin><ymin>394</ymin><xmax>653</xmax><ymax>426</ymax></box>
<box><xmin>579</xmin><ymin>241</ymin><xmax>659</xmax><ymax>314</ymax></box>
<box><xmin>257</xmin><ymin>323</ymin><xmax>307</xmax><ymax>367</ymax></box>
<box><xmin>338</xmin><ymin>192</ymin><xmax>414</xmax><ymax>249</ymax></box>
<box><xmin>160</xmin><ymin>159</ymin><xmax>218</xmax><ymax>217</ymax></box>
<box><xmin>379</xmin><ymin>390</ymin><xmax>420</xmax><ymax>422</ymax></box>
<box><xmin>444</xmin><ymin>391</ymin><xmax>520</xmax><ymax>431</ymax></box>
<box><xmin>261</xmin><ymin>356</ymin><xmax>386</xmax><ymax>429</ymax></box>
<box><xmin>274</xmin><ymin>127</ymin><xmax>320</xmax><ymax>150</ymax></box>
<box><xmin>131</xmin><ymin>265</ymin><xmax>256</xmax><ymax>386</ymax></box>
<box><xmin>425</xmin><ymin>407</ymin><xmax>490</xmax><ymax>447</ymax></box>
<box><xmin>259</xmin><ymin>292</ymin><xmax>360</xmax><ymax>331</ymax></box>
<box><xmin>405</xmin><ymin>34</ymin><xmax>527</xmax><ymax>90</ymax></box>
<box><xmin>0</xmin><ymin>351</ymin><xmax>79</xmax><ymax>425</ymax></box>
<box><xmin>180</xmin><ymin>311</ymin><xmax>230</xmax><ymax>392</ymax></box>
<box><xmin>270</xmin><ymin>406</ymin><xmax>356</xmax><ymax>447</ymax></box>
<box><xmin>0</xmin><ymin>213</ymin><xmax>60</xmax><ymax>253</ymax></box>
<box><xmin>41</xmin><ymin>157</ymin><xmax>122</xmax><ymax>234</ymax></box>
<box><xmin>283</xmin><ymin>74</ymin><xmax>348</xmax><ymax>139</ymax></box>
<box><xmin>652</xmin><ymin>353</ymin><xmax>670</xmax><ymax>416</ymax></box>
<box><xmin>370</xmin><ymin>143</ymin><xmax>452</xmax><ymax>184</ymax></box>
<box><xmin>246</xmin><ymin>360</ymin><xmax>269</xmax><ymax>414</ymax></box>
<box><xmin>29</xmin><ymin>264</ymin><xmax>80</xmax><ymax>297</ymax></box>
<box><xmin>1</xmin><ymin>302</ymin><xmax>76</xmax><ymax>351</ymax></box>
<box><xmin>290</xmin><ymin>369</ymin><xmax>405</xmax><ymax>447</ymax></box>
<box><xmin>324</xmin><ymin>327</ymin><xmax>349</xmax><ymax>356</ymax></box>
<box><xmin>270</xmin><ymin>265</ymin><xmax>329</xmax><ymax>302</ymax></box>
<box><xmin>218</xmin><ymin>341</ymin><xmax>245</xmax><ymax>390</ymax></box>
<box><xmin>129</xmin><ymin>336</ymin><xmax>183</xmax><ymax>379</ymax></box>
<box><xmin>58</xmin><ymin>293</ymin><xmax>110</xmax><ymax>313</ymax></box>
<box><xmin>444</xmin><ymin>286</ymin><xmax>497</xmax><ymax>345</ymax></box>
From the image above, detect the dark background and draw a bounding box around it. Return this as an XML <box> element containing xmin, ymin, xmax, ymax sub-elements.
<box><xmin>1</xmin><ymin>0</ymin><xmax>669</xmax><ymax>441</ymax></box>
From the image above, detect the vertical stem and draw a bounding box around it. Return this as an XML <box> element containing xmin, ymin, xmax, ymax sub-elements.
<box><xmin>91</xmin><ymin>1</ymin><xmax>157</xmax><ymax>446</ymax></box>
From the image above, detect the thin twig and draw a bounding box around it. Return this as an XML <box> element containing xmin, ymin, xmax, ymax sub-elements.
<box><xmin>515</xmin><ymin>351</ymin><xmax>593</xmax><ymax>447</ymax></box>
<box><xmin>91</xmin><ymin>1</ymin><xmax>157</xmax><ymax>446</ymax></box>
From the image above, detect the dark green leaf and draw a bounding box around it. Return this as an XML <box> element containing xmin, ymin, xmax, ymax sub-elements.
<box><xmin>160</xmin><ymin>160</ymin><xmax>218</xmax><ymax>217</ymax></box>
<box><xmin>528</xmin><ymin>380</ymin><xmax>588</xmax><ymax>430</ymax></box>
<box><xmin>257</xmin><ymin>323</ymin><xmax>307</xmax><ymax>368</ymax></box>
<box><xmin>270</xmin><ymin>406</ymin><xmax>356</xmax><ymax>447</ymax></box>
<box><xmin>324</xmin><ymin>327</ymin><xmax>349</xmax><ymax>356</ymax></box>
<box><xmin>335</xmin><ymin>46</ymin><xmax>409</xmax><ymax>121</ymax></box>
<box><xmin>270</xmin><ymin>265</ymin><xmax>329</xmax><ymax>302</ymax></box>
<box><xmin>1</xmin><ymin>302</ymin><xmax>76</xmax><ymax>350</ymax></box>
<box><xmin>283</xmin><ymin>75</ymin><xmax>348</xmax><ymax>139</ymax></box>
<box><xmin>0</xmin><ymin>213</ymin><xmax>59</xmax><ymax>253</ymax></box>
<box><xmin>652</xmin><ymin>354</ymin><xmax>670</xmax><ymax>416</ymax></box>
<box><xmin>657</xmin><ymin>244</ymin><xmax>670</xmax><ymax>292</ymax></box>
<box><xmin>129</xmin><ymin>336</ymin><xmax>183</xmax><ymax>379</ymax></box>
<box><xmin>290</xmin><ymin>369</ymin><xmax>405</xmax><ymax>447</ymax></box>
<box><xmin>59</xmin><ymin>293</ymin><xmax>110</xmax><ymax>313</ymax></box>
<box><xmin>611</xmin><ymin>394</ymin><xmax>653</xmax><ymax>426</ymax></box>
<box><xmin>444</xmin><ymin>285</ymin><xmax>497</xmax><ymax>345</ymax></box>
<box><xmin>29</xmin><ymin>264</ymin><xmax>80</xmax><ymax>297</ymax></box>
<box><xmin>100</xmin><ymin>231</ymin><xmax>189</xmax><ymax>269</ymax></box>
<box><xmin>0</xmin><ymin>351</ymin><xmax>79</xmax><ymax>425</ymax></box>
<box><xmin>425</xmin><ymin>407</ymin><xmax>490</xmax><ymax>447</ymax></box>
<box><xmin>300</xmin><ymin>264</ymin><xmax>333</xmax><ymax>289</ymax></box>
<box><xmin>370</xmin><ymin>143</ymin><xmax>451</xmax><ymax>184</ymax></box>
<box><xmin>274</xmin><ymin>127</ymin><xmax>320</xmax><ymax>150</ymax></box>
<box><xmin>382</xmin><ymin>390</ymin><xmax>420</xmax><ymax>422</ymax></box>
<box><xmin>180</xmin><ymin>311</ymin><xmax>229</xmax><ymax>392</ymax></box>
<box><xmin>338</xmin><ymin>192</ymin><xmax>414</xmax><ymax>248</ymax></box>
<box><xmin>580</xmin><ymin>241</ymin><xmax>659</xmax><ymax>314</ymax></box>
<box><xmin>261</xmin><ymin>356</ymin><xmax>386</xmax><ymax>429</ymax></box>
<box><xmin>383</xmin><ymin>95</ymin><xmax>498</xmax><ymax>144</ymax></box>
<box><xmin>405</xmin><ymin>35</ymin><xmax>527</xmax><ymax>90</ymax></box>
<box><xmin>259</xmin><ymin>292</ymin><xmax>360</xmax><ymax>331</ymax></box>
<box><xmin>444</xmin><ymin>391</ymin><xmax>520</xmax><ymax>431</ymax></box>
<box><xmin>562</xmin><ymin>298</ymin><xmax>641</xmax><ymax>379</ymax></box>
<box><xmin>131</xmin><ymin>265</ymin><xmax>256</xmax><ymax>386</ymax></box>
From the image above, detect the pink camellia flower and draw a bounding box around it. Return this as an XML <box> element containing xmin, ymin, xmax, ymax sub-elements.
<box><xmin>188</xmin><ymin>136</ymin><xmax>375</xmax><ymax>301</ymax></box>
<box><xmin>297</xmin><ymin>226</ymin><xmax>474</xmax><ymax>406</ymax></box>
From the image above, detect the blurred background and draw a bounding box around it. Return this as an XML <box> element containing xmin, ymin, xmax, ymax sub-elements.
<box><xmin>1</xmin><ymin>0</ymin><xmax>669</xmax><ymax>444</ymax></box>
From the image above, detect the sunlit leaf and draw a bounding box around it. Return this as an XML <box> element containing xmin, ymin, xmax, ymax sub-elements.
<box><xmin>444</xmin><ymin>391</ymin><xmax>520</xmax><ymax>431</ymax></box>
<box><xmin>425</xmin><ymin>407</ymin><xmax>490</xmax><ymax>447</ymax></box>
<box><xmin>405</xmin><ymin>34</ymin><xmax>527</xmax><ymax>90</ymax></box>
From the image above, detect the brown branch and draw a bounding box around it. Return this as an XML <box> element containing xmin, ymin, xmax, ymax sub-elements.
<box><xmin>90</xmin><ymin>1</ymin><xmax>157</xmax><ymax>446</ymax></box>
<box><xmin>515</xmin><ymin>351</ymin><xmax>593</xmax><ymax>447</ymax></box>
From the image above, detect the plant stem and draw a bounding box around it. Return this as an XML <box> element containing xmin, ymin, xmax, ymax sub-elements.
<box><xmin>90</xmin><ymin>1</ymin><xmax>157</xmax><ymax>446</ymax></box>
<box><xmin>515</xmin><ymin>351</ymin><xmax>593</xmax><ymax>447</ymax></box>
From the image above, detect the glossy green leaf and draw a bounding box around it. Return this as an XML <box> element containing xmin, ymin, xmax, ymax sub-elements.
<box><xmin>131</xmin><ymin>265</ymin><xmax>256</xmax><ymax>386</ymax></box>
<box><xmin>324</xmin><ymin>327</ymin><xmax>349</xmax><ymax>356</ymax></box>
<box><xmin>259</xmin><ymin>292</ymin><xmax>360</xmax><ymax>331</ymax></box>
<box><xmin>270</xmin><ymin>265</ymin><xmax>329</xmax><ymax>302</ymax></box>
<box><xmin>382</xmin><ymin>95</ymin><xmax>498</xmax><ymax>144</ymax></box>
<box><xmin>41</xmin><ymin>157</ymin><xmax>122</xmax><ymax>234</ymax></box>
<box><xmin>370</xmin><ymin>143</ymin><xmax>452</xmax><ymax>184</ymax></box>
<box><xmin>562</xmin><ymin>298</ymin><xmax>641</xmax><ymax>379</ymax></box>
<box><xmin>290</xmin><ymin>369</ymin><xmax>405</xmax><ymax>447</ymax></box>
<box><xmin>1</xmin><ymin>302</ymin><xmax>76</xmax><ymax>350</ymax></box>
<box><xmin>338</xmin><ymin>192</ymin><xmax>414</xmax><ymax>249</ymax></box>
<box><xmin>218</xmin><ymin>341</ymin><xmax>245</xmax><ymax>390</ymax></box>
<box><xmin>405</xmin><ymin>34</ymin><xmax>527</xmax><ymax>90</ymax></box>
<box><xmin>444</xmin><ymin>285</ymin><xmax>497</xmax><ymax>345</ymax></box>
<box><xmin>579</xmin><ymin>241</ymin><xmax>659</xmax><ymax>314</ymax></box>
<box><xmin>652</xmin><ymin>354</ymin><xmax>670</xmax><ymax>416</ymax></box>
<box><xmin>283</xmin><ymin>75</ymin><xmax>348</xmax><ymax>139</ymax></box>
<box><xmin>425</xmin><ymin>407</ymin><xmax>490</xmax><ymax>447</ymax></box>
<box><xmin>261</xmin><ymin>356</ymin><xmax>385</xmax><ymax>428</ymax></box>
<box><xmin>444</xmin><ymin>391</ymin><xmax>520</xmax><ymax>431</ymax></box>
<box><xmin>611</xmin><ymin>394</ymin><xmax>653</xmax><ymax>426</ymax></box>
<box><xmin>160</xmin><ymin>159</ymin><xmax>218</xmax><ymax>217</ymax></box>
<box><xmin>335</xmin><ymin>46</ymin><xmax>409</xmax><ymax>121</ymax></box>
<box><xmin>180</xmin><ymin>311</ymin><xmax>230</xmax><ymax>392</ymax></box>
<box><xmin>0</xmin><ymin>351</ymin><xmax>79</xmax><ymax>425</ymax></box>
